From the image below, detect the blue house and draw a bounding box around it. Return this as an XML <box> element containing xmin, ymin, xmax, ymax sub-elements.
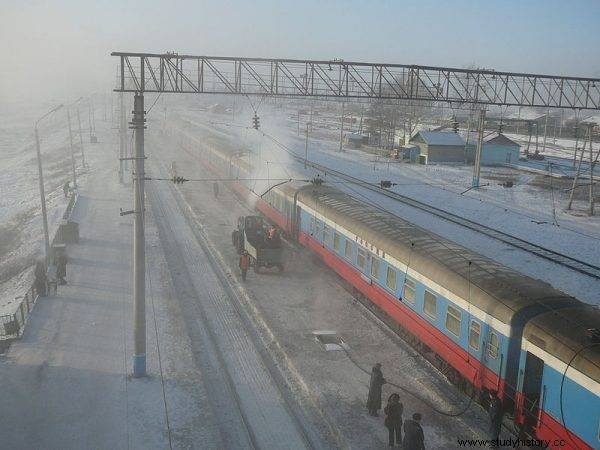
<box><xmin>466</xmin><ymin>133</ymin><xmax>521</xmax><ymax>166</ymax></box>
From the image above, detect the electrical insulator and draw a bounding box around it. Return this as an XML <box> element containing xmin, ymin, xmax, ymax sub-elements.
<box><xmin>452</xmin><ymin>117</ymin><xmax>459</xmax><ymax>133</ymax></box>
<box><xmin>172</xmin><ymin>176</ymin><xmax>187</xmax><ymax>184</ymax></box>
<box><xmin>311</xmin><ymin>176</ymin><xmax>324</xmax><ymax>186</ymax></box>
<box><xmin>252</xmin><ymin>113</ymin><xmax>260</xmax><ymax>130</ymax></box>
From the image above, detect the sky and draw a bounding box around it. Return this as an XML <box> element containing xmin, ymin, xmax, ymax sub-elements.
<box><xmin>1</xmin><ymin>0</ymin><xmax>599</xmax><ymax>106</ymax></box>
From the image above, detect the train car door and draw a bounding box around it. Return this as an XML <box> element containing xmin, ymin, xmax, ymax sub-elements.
<box><xmin>522</xmin><ymin>352</ymin><xmax>544</xmax><ymax>427</ymax></box>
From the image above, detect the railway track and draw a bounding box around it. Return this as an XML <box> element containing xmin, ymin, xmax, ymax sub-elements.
<box><xmin>296</xmin><ymin>157</ymin><xmax>600</xmax><ymax>281</ymax></box>
<box><xmin>147</xmin><ymin>156</ymin><xmax>325</xmax><ymax>450</ymax></box>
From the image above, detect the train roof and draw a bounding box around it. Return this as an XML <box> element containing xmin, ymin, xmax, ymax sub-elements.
<box><xmin>297</xmin><ymin>185</ymin><xmax>580</xmax><ymax>324</ymax></box>
<box><xmin>524</xmin><ymin>307</ymin><xmax>600</xmax><ymax>384</ymax></box>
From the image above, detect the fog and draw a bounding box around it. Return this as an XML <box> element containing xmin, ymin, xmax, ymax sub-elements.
<box><xmin>2</xmin><ymin>1</ymin><xmax>600</xmax><ymax>108</ymax></box>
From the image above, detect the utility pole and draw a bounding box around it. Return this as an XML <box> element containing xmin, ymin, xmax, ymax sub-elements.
<box><xmin>472</xmin><ymin>109</ymin><xmax>486</xmax><ymax>188</ymax></box>
<box><xmin>131</xmin><ymin>93</ymin><xmax>146</xmax><ymax>377</ymax></box>
<box><xmin>297</xmin><ymin>110</ymin><xmax>300</xmax><ymax>136</ymax></box>
<box><xmin>77</xmin><ymin>109</ymin><xmax>86</xmax><ymax>167</ymax></box>
<box><xmin>67</xmin><ymin>110</ymin><xmax>78</xmax><ymax>188</ymax></box>
<box><xmin>573</xmin><ymin>119</ymin><xmax>580</xmax><ymax>168</ymax></box>
<box><xmin>119</xmin><ymin>92</ymin><xmax>125</xmax><ymax>183</ymax></box>
<box><xmin>542</xmin><ymin>110</ymin><xmax>549</xmax><ymax>153</ymax></box>
<box><xmin>88</xmin><ymin>102</ymin><xmax>93</xmax><ymax>141</ymax></box>
<box><xmin>567</xmin><ymin>125</ymin><xmax>589</xmax><ymax>210</ymax></box>
<box><xmin>304</xmin><ymin>122</ymin><xmax>309</xmax><ymax>169</ymax></box>
<box><xmin>589</xmin><ymin>124</ymin><xmax>595</xmax><ymax>216</ymax></box>
<box><xmin>34</xmin><ymin>128</ymin><xmax>51</xmax><ymax>264</ymax></box>
<box><xmin>339</xmin><ymin>102</ymin><xmax>345</xmax><ymax>152</ymax></box>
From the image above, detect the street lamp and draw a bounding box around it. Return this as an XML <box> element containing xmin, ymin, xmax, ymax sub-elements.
<box><xmin>66</xmin><ymin>97</ymin><xmax>83</xmax><ymax>189</ymax></box>
<box><xmin>34</xmin><ymin>104</ymin><xmax>64</xmax><ymax>263</ymax></box>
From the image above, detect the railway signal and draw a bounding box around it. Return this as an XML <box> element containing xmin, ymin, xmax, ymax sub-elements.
<box><xmin>380</xmin><ymin>180</ymin><xmax>396</xmax><ymax>188</ymax></box>
<box><xmin>172</xmin><ymin>176</ymin><xmax>188</xmax><ymax>184</ymax></box>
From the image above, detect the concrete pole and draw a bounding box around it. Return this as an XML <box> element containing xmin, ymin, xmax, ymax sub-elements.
<box><xmin>132</xmin><ymin>93</ymin><xmax>146</xmax><ymax>378</ymax></box>
<box><xmin>67</xmin><ymin>111</ymin><xmax>77</xmax><ymax>188</ymax></box>
<box><xmin>573</xmin><ymin>121</ymin><xmax>580</xmax><ymax>168</ymax></box>
<box><xmin>77</xmin><ymin>109</ymin><xmax>86</xmax><ymax>167</ymax></box>
<box><xmin>304</xmin><ymin>122</ymin><xmax>309</xmax><ymax>169</ymax></box>
<box><xmin>567</xmin><ymin>127</ymin><xmax>588</xmax><ymax>210</ymax></box>
<box><xmin>589</xmin><ymin>125</ymin><xmax>595</xmax><ymax>216</ymax></box>
<box><xmin>34</xmin><ymin>128</ymin><xmax>51</xmax><ymax>264</ymax></box>
<box><xmin>119</xmin><ymin>92</ymin><xmax>125</xmax><ymax>183</ymax></box>
<box><xmin>88</xmin><ymin>102</ymin><xmax>93</xmax><ymax>141</ymax></box>
<box><xmin>472</xmin><ymin>109</ymin><xmax>486</xmax><ymax>188</ymax></box>
<box><xmin>339</xmin><ymin>102</ymin><xmax>345</xmax><ymax>152</ymax></box>
<box><xmin>542</xmin><ymin>110</ymin><xmax>549</xmax><ymax>153</ymax></box>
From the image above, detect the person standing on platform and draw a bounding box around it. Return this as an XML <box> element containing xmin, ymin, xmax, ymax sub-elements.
<box><xmin>367</xmin><ymin>362</ymin><xmax>386</xmax><ymax>416</ymax></box>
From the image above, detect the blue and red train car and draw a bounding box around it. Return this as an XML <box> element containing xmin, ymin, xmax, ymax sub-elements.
<box><xmin>176</xmin><ymin>126</ymin><xmax>600</xmax><ymax>450</ymax></box>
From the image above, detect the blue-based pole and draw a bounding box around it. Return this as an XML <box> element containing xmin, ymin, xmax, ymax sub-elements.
<box><xmin>132</xmin><ymin>92</ymin><xmax>146</xmax><ymax>377</ymax></box>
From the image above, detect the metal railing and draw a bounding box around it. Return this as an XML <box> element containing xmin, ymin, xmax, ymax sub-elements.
<box><xmin>0</xmin><ymin>192</ymin><xmax>79</xmax><ymax>341</ymax></box>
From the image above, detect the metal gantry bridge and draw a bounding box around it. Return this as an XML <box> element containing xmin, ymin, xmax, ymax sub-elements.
<box><xmin>111</xmin><ymin>51</ymin><xmax>600</xmax><ymax>378</ymax></box>
<box><xmin>112</xmin><ymin>52</ymin><xmax>600</xmax><ymax>110</ymax></box>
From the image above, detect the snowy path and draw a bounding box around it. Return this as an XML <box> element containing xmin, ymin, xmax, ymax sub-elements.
<box><xmin>146</xmin><ymin>151</ymin><xmax>324</xmax><ymax>449</ymax></box>
<box><xmin>151</xmin><ymin>128</ymin><xmax>514</xmax><ymax>449</ymax></box>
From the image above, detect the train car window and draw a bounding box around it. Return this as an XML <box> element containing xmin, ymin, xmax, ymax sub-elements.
<box><xmin>403</xmin><ymin>278</ymin><xmax>416</xmax><ymax>304</ymax></box>
<box><xmin>487</xmin><ymin>332</ymin><xmax>499</xmax><ymax>359</ymax></box>
<box><xmin>469</xmin><ymin>321</ymin><xmax>481</xmax><ymax>350</ymax></box>
<box><xmin>309</xmin><ymin>216</ymin><xmax>315</xmax><ymax>235</ymax></box>
<box><xmin>371</xmin><ymin>257</ymin><xmax>380</xmax><ymax>278</ymax></box>
<box><xmin>344</xmin><ymin>240</ymin><xmax>352</xmax><ymax>259</ymax></box>
<box><xmin>423</xmin><ymin>291</ymin><xmax>437</xmax><ymax>319</ymax></box>
<box><xmin>445</xmin><ymin>305</ymin><xmax>462</xmax><ymax>337</ymax></box>
<box><xmin>322</xmin><ymin>225</ymin><xmax>329</xmax><ymax>245</ymax></box>
<box><xmin>357</xmin><ymin>248</ymin><xmax>367</xmax><ymax>271</ymax></box>
<box><xmin>333</xmin><ymin>232</ymin><xmax>340</xmax><ymax>252</ymax></box>
<box><xmin>386</xmin><ymin>266</ymin><xmax>397</xmax><ymax>291</ymax></box>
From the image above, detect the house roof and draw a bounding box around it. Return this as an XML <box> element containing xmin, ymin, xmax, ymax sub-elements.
<box><xmin>464</xmin><ymin>132</ymin><xmax>520</xmax><ymax>147</ymax></box>
<box><xmin>485</xmin><ymin>133</ymin><xmax>520</xmax><ymax>147</ymax></box>
<box><xmin>414</xmin><ymin>131</ymin><xmax>465</xmax><ymax>146</ymax></box>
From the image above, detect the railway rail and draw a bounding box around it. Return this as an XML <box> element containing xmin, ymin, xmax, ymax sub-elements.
<box><xmin>147</xmin><ymin>156</ymin><xmax>325</xmax><ymax>449</ymax></box>
<box><xmin>287</xmin><ymin>151</ymin><xmax>600</xmax><ymax>281</ymax></box>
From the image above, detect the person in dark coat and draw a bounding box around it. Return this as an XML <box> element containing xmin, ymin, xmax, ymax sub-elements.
<box><xmin>403</xmin><ymin>413</ymin><xmax>425</xmax><ymax>450</ymax></box>
<box><xmin>488</xmin><ymin>390</ymin><xmax>503</xmax><ymax>448</ymax></box>
<box><xmin>63</xmin><ymin>181</ymin><xmax>70</xmax><ymax>198</ymax></box>
<box><xmin>56</xmin><ymin>252</ymin><xmax>68</xmax><ymax>285</ymax></box>
<box><xmin>239</xmin><ymin>252</ymin><xmax>250</xmax><ymax>281</ymax></box>
<box><xmin>384</xmin><ymin>393</ymin><xmax>403</xmax><ymax>447</ymax></box>
<box><xmin>366</xmin><ymin>363</ymin><xmax>386</xmax><ymax>416</ymax></box>
<box><xmin>34</xmin><ymin>260</ymin><xmax>47</xmax><ymax>297</ymax></box>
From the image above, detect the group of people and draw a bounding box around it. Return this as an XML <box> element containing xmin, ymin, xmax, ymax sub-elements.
<box><xmin>34</xmin><ymin>253</ymin><xmax>68</xmax><ymax>297</ymax></box>
<box><xmin>367</xmin><ymin>363</ymin><xmax>425</xmax><ymax>448</ymax></box>
<box><xmin>367</xmin><ymin>363</ymin><xmax>505</xmax><ymax>449</ymax></box>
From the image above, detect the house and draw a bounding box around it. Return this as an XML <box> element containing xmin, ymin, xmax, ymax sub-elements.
<box><xmin>466</xmin><ymin>133</ymin><xmax>521</xmax><ymax>165</ymax></box>
<box><xmin>410</xmin><ymin>131</ymin><xmax>466</xmax><ymax>164</ymax></box>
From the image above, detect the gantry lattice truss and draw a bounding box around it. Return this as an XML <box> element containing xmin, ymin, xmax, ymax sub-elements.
<box><xmin>112</xmin><ymin>52</ymin><xmax>600</xmax><ymax>110</ymax></box>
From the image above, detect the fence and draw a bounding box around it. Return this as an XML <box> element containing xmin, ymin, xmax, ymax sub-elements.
<box><xmin>0</xmin><ymin>192</ymin><xmax>79</xmax><ymax>341</ymax></box>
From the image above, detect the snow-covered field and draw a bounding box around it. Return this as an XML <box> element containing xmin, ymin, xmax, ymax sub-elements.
<box><xmin>169</xmin><ymin>103</ymin><xmax>600</xmax><ymax>306</ymax></box>
<box><xmin>0</xmin><ymin>103</ymin><xmax>88</xmax><ymax>315</ymax></box>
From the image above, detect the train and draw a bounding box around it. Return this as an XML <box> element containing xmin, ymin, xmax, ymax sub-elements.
<box><xmin>170</xmin><ymin>122</ymin><xmax>600</xmax><ymax>450</ymax></box>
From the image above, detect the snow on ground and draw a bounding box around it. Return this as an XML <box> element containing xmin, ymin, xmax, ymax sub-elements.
<box><xmin>151</xmin><ymin>127</ymin><xmax>515</xmax><ymax>449</ymax></box>
<box><xmin>0</xmin><ymin>103</ymin><xmax>89</xmax><ymax>316</ymax></box>
<box><xmin>171</xmin><ymin>105</ymin><xmax>600</xmax><ymax>306</ymax></box>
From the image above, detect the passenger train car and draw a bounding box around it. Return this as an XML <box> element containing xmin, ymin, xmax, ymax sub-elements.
<box><xmin>174</xmin><ymin>124</ymin><xmax>600</xmax><ymax>450</ymax></box>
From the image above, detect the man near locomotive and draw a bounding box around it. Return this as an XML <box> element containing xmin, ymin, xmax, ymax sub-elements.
<box><xmin>239</xmin><ymin>252</ymin><xmax>250</xmax><ymax>281</ymax></box>
<box><xmin>366</xmin><ymin>362</ymin><xmax>386</xmax><ymax>416</ymax></box>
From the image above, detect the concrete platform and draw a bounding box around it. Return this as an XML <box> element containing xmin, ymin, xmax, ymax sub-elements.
<box><xmin>0</xmin><ymin>127</ymin><xmax>220</xmax><ymax>449</ymax></box>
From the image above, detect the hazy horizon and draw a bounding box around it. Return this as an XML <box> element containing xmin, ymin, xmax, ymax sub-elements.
<box><xmin>1</xmin><ymin>0</ymin><xmax>599</xmax><ymax>107</ymax></box>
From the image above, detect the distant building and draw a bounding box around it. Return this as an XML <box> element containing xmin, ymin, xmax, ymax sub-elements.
<box><xmin>466</xmin><ymin>133</ymin><xmax>521</xmax><ymax>165</ymax></box>
<box><xmin>346</xmin><ymin>133</ymin><xmax>366</xmax><ymax>148</ymax></box>
<box><xmin>410</xmin><ymin>131</ymin><xmax>466</xmax><ymax>164</ymax></box>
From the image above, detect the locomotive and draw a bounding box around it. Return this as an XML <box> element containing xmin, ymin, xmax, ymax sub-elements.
<box><xmin>172</xmin><ymin>123</ymin><xmax>600</xmax><ymax>450</ymax></box>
